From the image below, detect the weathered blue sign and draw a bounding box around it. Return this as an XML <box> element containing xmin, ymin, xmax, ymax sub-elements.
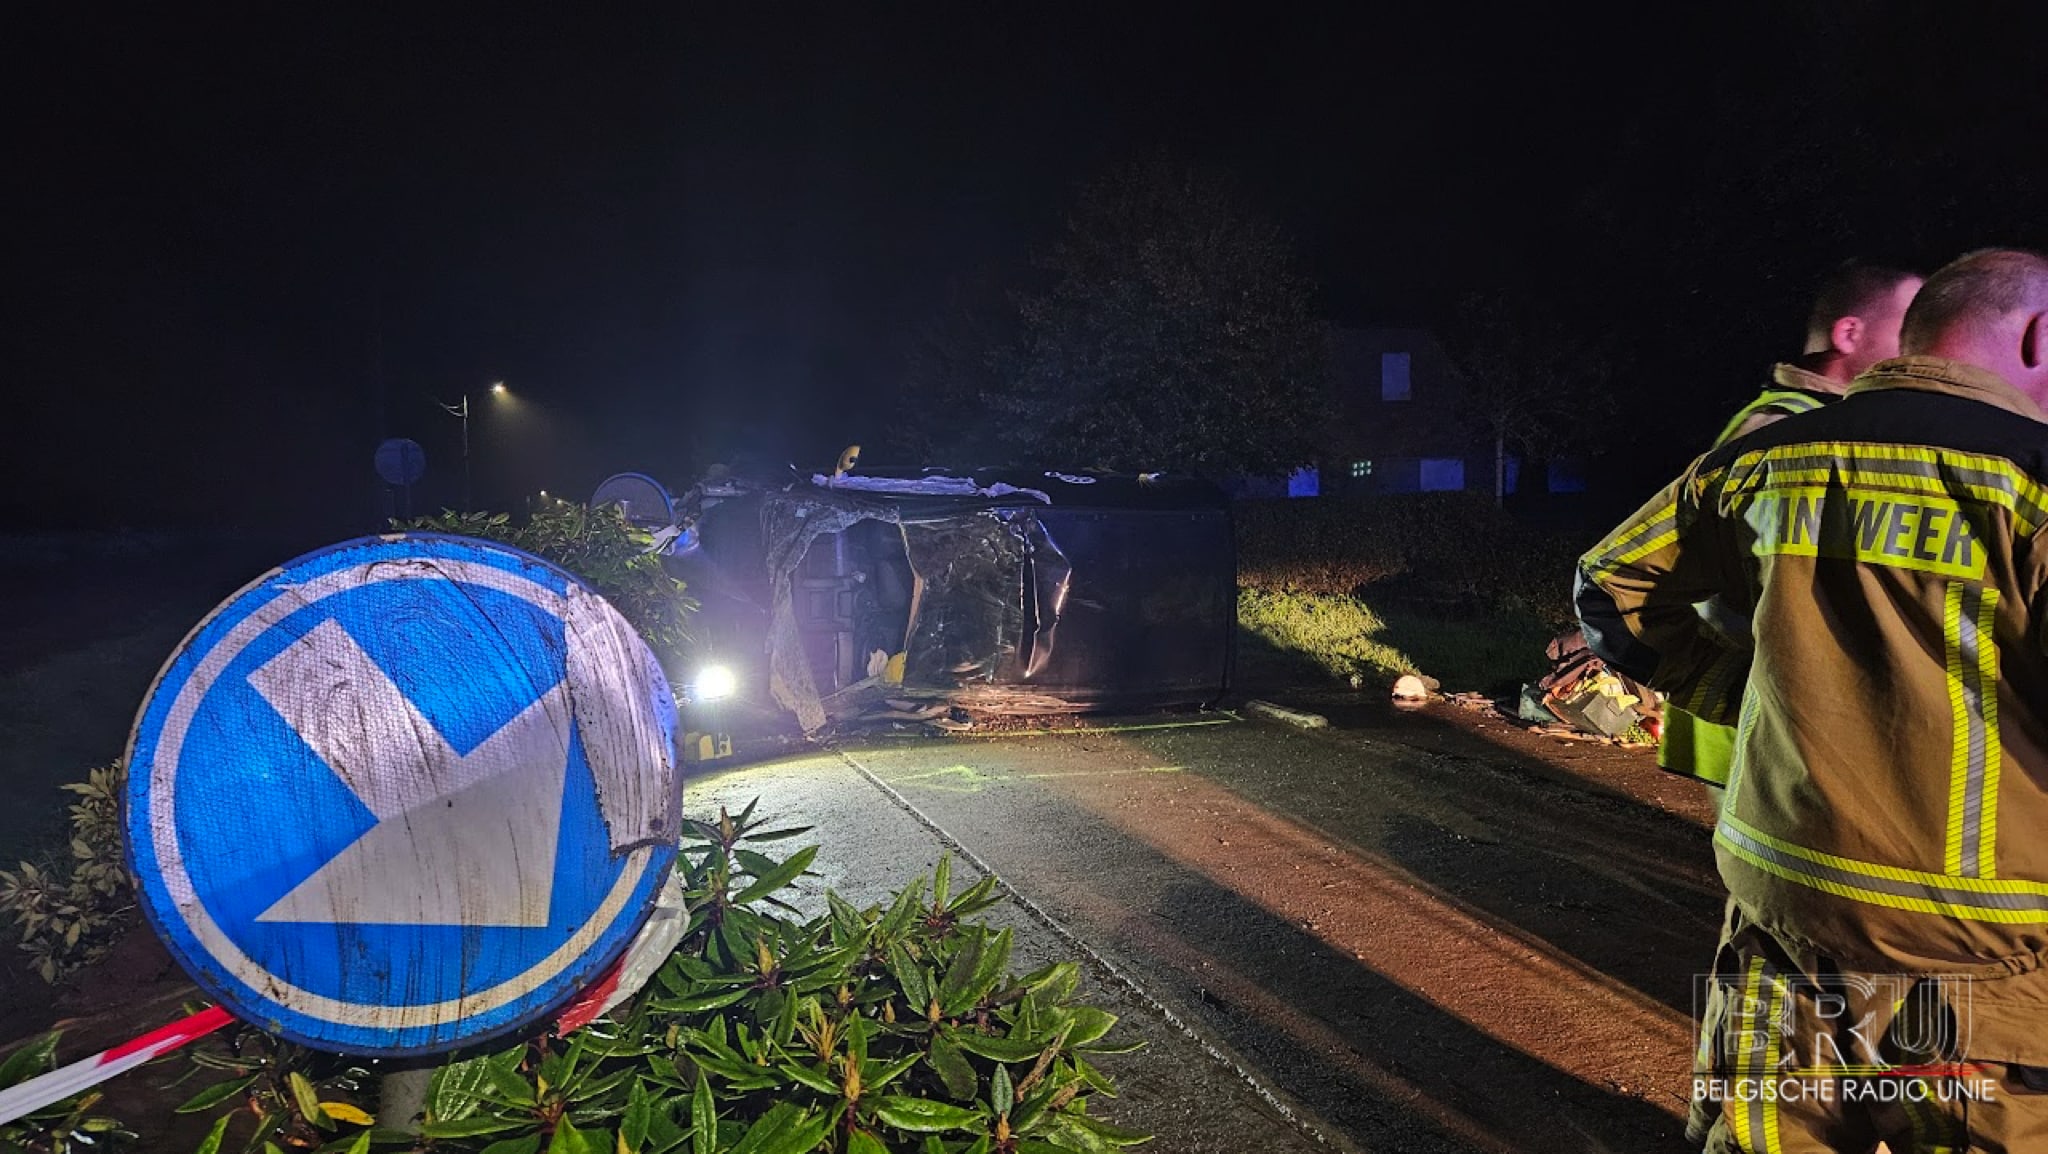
<box><xmin>125</xmin><ymin>534</ymin><xmax>680</xmax><ymax>1056</ymax></box>
<box><xmin>373</xmin><ymin>437</ymin><xmax>427</xmax><ymax>487</ymax></box>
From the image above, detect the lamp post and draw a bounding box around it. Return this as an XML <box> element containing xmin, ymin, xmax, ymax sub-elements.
<box><xmin>438</xmin><ymin>381</ymin><xmax>508</xmax><ymax>512</ymax></box>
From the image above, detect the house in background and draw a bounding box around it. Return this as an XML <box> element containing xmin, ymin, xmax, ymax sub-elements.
<box><xmin>1260</xmin><ymin>326</ymin><xmax>1587</xmax><ymax>500</ymax></box>
<box><xmin>1225</xmin><ymin>325</ymin><xmax>1590</xmax><ymax>501</ymax></box>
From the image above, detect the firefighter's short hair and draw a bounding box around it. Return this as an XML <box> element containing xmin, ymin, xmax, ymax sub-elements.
<box><xmin>1902</xmin><ymin>248</ymin><xmax>2048</xmax><ymax>353</ymax></box>
<box><xmin>1805</xmin><ymin>260</ymin><xmax>1921</xmax><ymax>346</ymax></box>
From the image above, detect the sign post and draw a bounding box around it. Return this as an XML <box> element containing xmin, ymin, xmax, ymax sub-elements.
<box><xmin>124</xmin><ymin>534</ymin><xmax>681</xmax><ymax>1057</ymax></box>
<box><xmin>373</xmin><ymin>438</ymin><xmax>428</xmax><ymax>520</ymax></box>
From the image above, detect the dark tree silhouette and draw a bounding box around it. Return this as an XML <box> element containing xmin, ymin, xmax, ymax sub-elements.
<box><xmin>985</xmin><ymin>157</ymin><xmax>1328</xmax><ymax>477</ymax></box>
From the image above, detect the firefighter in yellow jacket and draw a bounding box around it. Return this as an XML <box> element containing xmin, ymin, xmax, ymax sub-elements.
<box><xmin>1663</xmin><ymin>263</ymin><xmax>1922</xmax><ymax>798</ymax></box>
<box><xmin>1579</xmin><ymin>250</ymin><xmax>2048</xmax><ymax>1153</ymax></box>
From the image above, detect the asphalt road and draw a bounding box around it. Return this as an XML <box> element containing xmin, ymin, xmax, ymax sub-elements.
<box><xmin>689</xmin><ymin>707</ymin><xmax>1724</xmax><ymax>1153</ymax></box>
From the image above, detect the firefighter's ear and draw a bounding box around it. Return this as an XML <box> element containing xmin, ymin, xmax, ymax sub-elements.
<box><xmin>1830</xmin><ymin>315</ymin><xmax>1865</xmax><ymax>356</ymax></box>
<box><xmin>2023</xmin><ymin>312</ymin><xmax>2048</xmax><ymax>371</ymax></box>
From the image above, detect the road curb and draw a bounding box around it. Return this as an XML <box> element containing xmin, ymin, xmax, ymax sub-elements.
<box><xmin>1243</xmin><ymin>699</ymin><xmax>1330</xmax><ymax>729</ymax></box>
<box><xmin>830</xmin><ymin>743</ymin><xmax>1369</xmax><ymax>1154</ymax></box>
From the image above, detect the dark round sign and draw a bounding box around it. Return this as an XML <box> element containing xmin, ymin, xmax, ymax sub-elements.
<box><xmin>374</xmin><ymin>437</ymin><xmax>427</xmax><ymax>486</ymax></box>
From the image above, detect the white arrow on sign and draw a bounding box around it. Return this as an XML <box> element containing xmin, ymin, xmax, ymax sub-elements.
<box><xmin>247</xmin><ymin>618</ymin><xmax>572</xmax><ymax>928</ymax></box>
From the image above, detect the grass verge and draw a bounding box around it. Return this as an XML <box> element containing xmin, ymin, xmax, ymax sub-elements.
<box><xmin>1238</xmin><ymin>587</ymin><xmax>1555</xmax><ymax>696</ymax></box>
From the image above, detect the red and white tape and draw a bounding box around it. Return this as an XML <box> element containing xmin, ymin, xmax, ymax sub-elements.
<box><xmin>0</xmin><ymin>1005</ymin><xmax>234</xmax><ymax>1125</ymax></box>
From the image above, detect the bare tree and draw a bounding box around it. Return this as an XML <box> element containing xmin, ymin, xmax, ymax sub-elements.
<box><xmin>1447</xmin><ymin>292</ymin><xmax>1616</xmax><ymax>506</ymax></box>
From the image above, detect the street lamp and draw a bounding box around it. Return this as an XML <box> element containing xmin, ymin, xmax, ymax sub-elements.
<box><xmin>437</xmin><ymin>381</ymin><xmax>508</xmax><ymax>513</ymax></box>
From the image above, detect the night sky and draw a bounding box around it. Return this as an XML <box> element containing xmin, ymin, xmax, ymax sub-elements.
<box><xmin>6</xmin><ymin>4</ymin><xmax>2046</xmax><ymax>531</ymax></box>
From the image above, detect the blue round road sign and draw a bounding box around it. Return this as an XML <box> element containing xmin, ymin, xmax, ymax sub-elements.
<box><xmin>126</xmin><ymin>534</ymin><xmax>681</xmax><ymax>1056</ymax></box>
<box><xmin>374</xmin><ymin>437</ymin><xmax>427</xmax><ymax>487</ymax></box>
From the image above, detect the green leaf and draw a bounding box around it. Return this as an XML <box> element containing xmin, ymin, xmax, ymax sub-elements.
<box><xmin>991</xmin><ymin>1064</ymin><xmax>1014</xmax><ymax>1117</ymax></box>
<box><xmin>690</xmin><ymin>1073</ymin><xmax>716</xmax><ymax>1154</ymax></box>
<box><xmin>1075</xmin><ymin>1039</ymin><xmax>1146</xmax><ymax>1056</ymax></box>
<box><xmin>655</xmin><ymin>987</ymin><xmax>753</xmax><ymax>1014</ymax></box>
<box><xmin>739</xmin><ymin>826</ymin><xmax>815</xmax><ymax>843</ymax></box>
<box><xmin>1010</xmin><ymin>1078</ymin><xmax>1063</xmax><ymax>1134</ymax></box>
<box><xmin>483</xmin><ymin>1059</ymin><xmax>541</xmax><ymax>1109</ymax></box>
<box><xmin>644</xmin><ymin>1112</ymin><xmax>687</xmax><ymax>1154</ymax></box>
<box><xmin>177</xmin><ymin>1073</ymin><xmax>259</xmax><ymax>1113</ymax></box>
<box><xmin>865</xmin><ymin>1051</ymin><xmax>923</xmax><ymax>1095</ymax></box>
<box><xmin>1061</xmin><ymin>1007</ymin><xmax>1117</xmax><ymax>1048</ymax></box>
<box><xmin>1053</xmin><ymin>1112</ymin><xmax>1153</xmax><ymax>1148</ymax></box>
<box><xmin>194</xmin><ymin>1114</ymin><xmax>232</xmax><ymax>1154</ymax></box>
<box><xmin>731</xmin><ymin>845</ymin><xmax>819</xmax><ymax>905</ymax></box>
<box><xmin>772</xmin><ymin>977</ymin><xmax>801</xmax><ymax>1048</ymax></box>
<box><xmin>746</xmin><ymin>1110</ymin><xmax>831</xmax><ymax>1154</ymax></box>
<box><xmin>0</xmin><ymin>1033</ymin><xmax>59</xmax><ymax>1088</ymax></box>
<box><xmin>888</xmin><ymin>943</ymin><xmax>932</xmax><ymax>1013</ymax></box>
<box><xmin>724</xmin><ymin>1101</ymin><xmax>799</xmax><ymax>1154</ymax></box>
<box><xmin>945</xmin><ymin>1029</ymin><xmax>1047</xmax><ymax>1063</ymax></box>
<box><xmin>947</xmin><ymin>875</ymin><xmax>1002</xmax><ymax>916</ymax></box>
<box><xmin>548</xmin><ymin>1116</ymin><xmax>592</xmax><ymax>1154</ymax></box>
<box><xmin>244</xmin><ymin>1110</ymin><xmax>286</xmax><ymax>1154</ymax></box>
<box><xmin>777</xmin><ymin>1061</ymin><xmax>839</xmax><ymax>1096</ymax></box>
<box><xmin>733</xmin><ymin>798</ymin><xmax>761</xmax><ymax>830</ymax></box>
<box><xmin>870</xmin><ymin>1096</ymin><xmax>987</xmax><ymax>1134</ymax></box>
<box><xmin>622</xmin><ymin>1078</ymin><xmax>654</xmax><ymax>1151</ymax></box>
<box><xmin>938</xmin><ymin>935</ymin><xmax>985</xmax><ymax>1014</ymax></box>
<box><xmin>567</xmin><ymin>1067</ymin><xmax>636</xmax><ymax>1104</ymax></box>
<box><xmin>941</xmin><ymin>927</ymin><xmax>1011</xmax><ymax>1016</ymax></box>
<box><xmin>429</xmin><ymin>1053</ymin><xmax>500</xmax><ymax>1122</ymax></box>
<box><xmin>1019</xmin><ymin>962</ymin><xmax>1081</xmax><ymax>1005</ymax></box>
<box><xmin>731</xmin><ymin>850</ymin><xmax>783</xmax><ymax>878</ymax></box>
<box><xmin>877</xmin><ymin>879</ymin><xmax>928</xmax><ymax>940</ymax></box>
<box><xmin>964</xmin><ymin>927</ymin><xmax>1013</xmax><ymax>1011</ymax></box>
<box><xmin>420</xmin><ymin>1116</ymin><xmax>526</xmax><ymax>1138</ymax></box>
<box><xmin>935</xmin><ymin>854</ymin><xmax>953</xmax><ymax>909</ymax></box>
<box><xmin>846</xmin><ymin>1130</ymin><xmax>889</xmax><ymax>1154</ymax></box>
<box><xmin>290</xmin><ymin>1070</ymin><xmax>331</xmax><ymax>1129</ymax></box>
<box><xmin>479</xmin><ymin>1138</ymin><xmax>545</xmax><ymax>1154</ymax></box>
<box><xmin>927</xmin><ymin>1034</ymin><xmax>980</xmax><ymax>1101</ymax></box>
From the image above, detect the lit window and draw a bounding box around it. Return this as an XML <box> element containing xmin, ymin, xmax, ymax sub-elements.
<box><xmin>1419</xmin><ymin>457</ymin><xmax>1465</xmax><ymax>491</ymax></box>
<box><xmin>1287</xmin><ymin>466</ymin><xmax>1320</xmax><ymax>498</ymax></box>
<box><xmin>1350</xmin><ymin>460</ymin><xmax>1372</xmax><ymax>478</ymax></box>
<box><xmin>1381</xmin><ymin>352</ymin><xmax>1412</xmax><ymax>402</ymax></box>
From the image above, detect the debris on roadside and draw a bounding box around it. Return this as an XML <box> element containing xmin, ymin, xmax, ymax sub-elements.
<box><xmin>1245</xmin><ymin>699</ymin><xmax>1331</xmax><ymax>729</ymax></box>
<box><xmin>1518</xmin><ymin>629</ymin><xmax>1664</xmax><ymax>746</ymax></box>
<box><xmin>1444</xmin><ymin>691</ymin><xmax>1499</xmax><ymax>714</ymax></box>
<box><xmin>1390</xmin><ymin>674</ymin><xmax>1430</xmax><ymax>709</ymax></box>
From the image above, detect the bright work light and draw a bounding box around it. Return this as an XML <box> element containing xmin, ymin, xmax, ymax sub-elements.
<box><xmin>693</xmin><ymin>665</ymin><xmax>738</xmax><ymax>702</ymax></box>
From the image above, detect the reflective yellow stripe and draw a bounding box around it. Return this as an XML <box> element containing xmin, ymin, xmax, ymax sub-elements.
<box><xmin>1944</xmin><ymin>584</ymin><xmax>2002</xmax><ymax>878</ymax></box>
<box><xmin>1977</xmin><ymin>587</ymin><xmax>2002</xmax><ymax>878</ymax></box>
<box><xmin>1721</xmin><ymin>442</ymin><xmax>2048</xmax><ymax>535</ymax></box>
<box><xmin>1584</xmin><ymin>501</ymin><xmax>1680</xmax><ymax>581</ymax></box>
<box><xmin>1729</xmin><ymin>957</ymin><xmax>1784</xmax><ymax>1152</ymax></box>
<box><xmin>1945</xmin><ymin>583</ymin><xmax>1970</xmax><ymax>876</ymax></box>
<box><xmin>1718</xmin><ymin>815</ymin><xmax>2048</xmax><ymax>922</ymax></box>
<box><xmin>1730</xmin><ymin>958</ymin><xmax>1765</xmax><ymax>1150</ymax></box>
<box><xmin>1740</xmin><ymin>483</ymin><xmax>1983</xmax><ymax>579</ymax></box>
<box><xmin>1715</xmin><ymin>389</ymin><xmax>1825</xmax><ymax>448</ymax></box>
